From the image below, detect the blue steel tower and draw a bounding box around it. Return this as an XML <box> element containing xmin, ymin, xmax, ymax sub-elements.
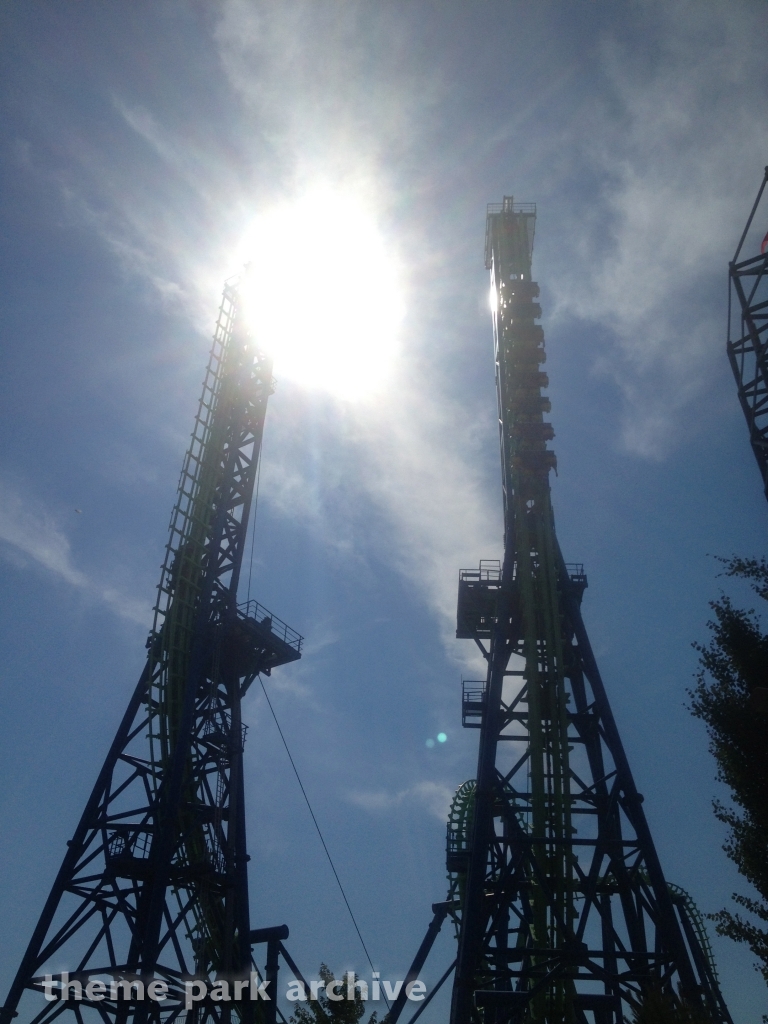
<box><xmin>1</xmin><ymin>279</ymin><xmax>302</xmax><ymax>1024</ymax></box>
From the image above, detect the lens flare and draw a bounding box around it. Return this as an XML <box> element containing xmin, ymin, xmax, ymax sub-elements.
<box><xmin>238</xmin><ymin>189</ymin><xmax>404</xmax><ymax>401</ymax></box>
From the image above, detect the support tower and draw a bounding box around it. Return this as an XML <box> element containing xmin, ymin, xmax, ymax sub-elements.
<box><xmin>728</xmin><ymin>166</ymin><xmax>768</xmax><ymax>500</ymax></box>
<box><xmin>1</xmin><ymin>279</ymin><xmax>302</xmax><ymax>1024</ymax></box>
<box><xmin>446</xmin><ymin>199</ymin><xmax>731</xmax><ymax>1023</ymax></box>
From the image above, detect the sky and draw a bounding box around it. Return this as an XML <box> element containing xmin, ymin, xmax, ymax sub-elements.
<box><xmin>0</xmin><ymin>1</ymin><xmax>767</xmax><ymax>1021</ymax></box>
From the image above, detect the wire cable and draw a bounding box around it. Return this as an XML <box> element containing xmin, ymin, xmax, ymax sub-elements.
<box><xmin>258</xmin><ymin>675</ymin><xmax>389</xmax><ymax>1009</ymax></box>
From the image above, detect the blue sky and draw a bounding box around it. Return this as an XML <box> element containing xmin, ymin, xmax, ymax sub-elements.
<box><xmin>1</xmin><ymin>2</ymin><xmax>767</xmax><ymax>1021</ymax></box>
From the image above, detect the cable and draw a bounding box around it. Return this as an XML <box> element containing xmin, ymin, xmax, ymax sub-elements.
<box><xmin>246</xmin><ymin>454</ymin><xmax>262</xmax><ymax>604</ymax></box>
<box><xmin>258</xmin><ymin>675</ymin><xmax>390</xmax><ymax>1010</ymax></box>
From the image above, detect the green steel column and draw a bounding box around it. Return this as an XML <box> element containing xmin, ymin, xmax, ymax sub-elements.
<box><xmin>490</xmin><ymin>199</ymin><xmax>573</xmax><ymax>1018</ymax></box>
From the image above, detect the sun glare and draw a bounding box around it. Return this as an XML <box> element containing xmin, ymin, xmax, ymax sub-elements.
<box><xmin>238</xmin><ymin>189</ymin><xmax>403</xmax><ymax>401</ymax></box>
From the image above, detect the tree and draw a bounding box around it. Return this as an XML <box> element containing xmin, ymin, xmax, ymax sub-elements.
<box><xmin>689</xmin><ymin>555</ymin><xmax>768</xmax><ymax>988</ymax></box>
<box><xmin>289</xmin><ymin>965</ymin><xmax>380</xmax><ymax>1024</ymax></box>
<box><xmin>630</xmin><ymin>986</ymin><xmax>711</xmax><ymax>1024</ymax></box>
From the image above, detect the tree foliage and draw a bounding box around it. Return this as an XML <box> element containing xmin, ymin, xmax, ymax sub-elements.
<box><xmin>289</xmin><ymin>965</ymin><xmax>380</xmax><ymax>1024</ymax></box>
<box><xmin>630</xmin><ymin>986</ymin><xmax>711</xmax><ymax>1024</ymax></box>
<box><xmin>689</xmin><ymin>555</ymin><xmax>768</xmax><ymax>985</ymax></box>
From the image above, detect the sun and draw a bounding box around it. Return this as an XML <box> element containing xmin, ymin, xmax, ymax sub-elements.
<box><xmin>238</xmin><ymin>188</ymin><xmax>404</xmax><ymax>401</ymax></box>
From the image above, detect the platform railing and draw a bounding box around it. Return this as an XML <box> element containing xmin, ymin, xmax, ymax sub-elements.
<box><xmin>238</xmin><ymin>600</ymin><xmax>303</xmax><ymax>654</ymax></box>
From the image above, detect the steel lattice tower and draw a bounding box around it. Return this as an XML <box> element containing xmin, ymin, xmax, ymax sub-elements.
<box><xmin>728</xmin><ymin>166</ymin><xmax>768</xmax><ymax>500</ymax></box>
<box><xmin>0</xmin><ymin>279</ymin><xmax>302</xmax><ymax>1024</ymax></box>
<box><xmin>391</xmin><ymin>199</ymin><xmax>733</xmax><ymax>1024</ymax></box>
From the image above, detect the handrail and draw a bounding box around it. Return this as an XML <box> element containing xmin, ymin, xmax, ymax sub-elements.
<box><xmin>238</xmin><ymin>599</ymin><xmax>303</xmax><ymax>654</ymax></box>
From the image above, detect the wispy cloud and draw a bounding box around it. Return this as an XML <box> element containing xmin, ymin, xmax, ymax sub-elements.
<box><xmin>17</xmin><ymin>0</ymin><xmax>763</xmax><ymax>654</ymax></box>
<box><xmin>346</xmin><ymin>780</ymin><xmax>454</xmax><ymax>823</ymax></box>
<box><xmin>214</xmin><ymin>3</ymin><xmax>500</xmax><ymax>662</ymax></box>
<box><xmin>253</xmin><ymin>380</ymin><xmax>498</xmax><ymax>669</ymax></box>
<box><xmin>0</xmin><ymin>480</ymin><xmax>149</xmax><ymax>626</ymax></box>
<box><xmin>9</xmin><ymin>2</ymin><xmax>500</xmax><ymax>660</ymax></box>
<box><xmin>214</xmin><ymin>0</ymin><xmax>442</xmax><ymax>182</ymax></box>
<box><xmin>548</xmin><ymin>0</ymin><xmax>768</xmax><ymax>457</ymax></box>
<box><xmin>355</xmin><ymin>386</ymin><xmax>499</xmax><ymax>642</ymax></box>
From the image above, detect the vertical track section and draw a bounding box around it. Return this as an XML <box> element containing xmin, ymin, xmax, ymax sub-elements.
<box><xmin>445</xmin><ymin>199</ymin><xmax>732</xmax><ymax>1024</ymax></box>
<box><xmin>0</xmin><ymin>278</ymin><xmax>302</xmax><ymax>1024</ymax></box>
